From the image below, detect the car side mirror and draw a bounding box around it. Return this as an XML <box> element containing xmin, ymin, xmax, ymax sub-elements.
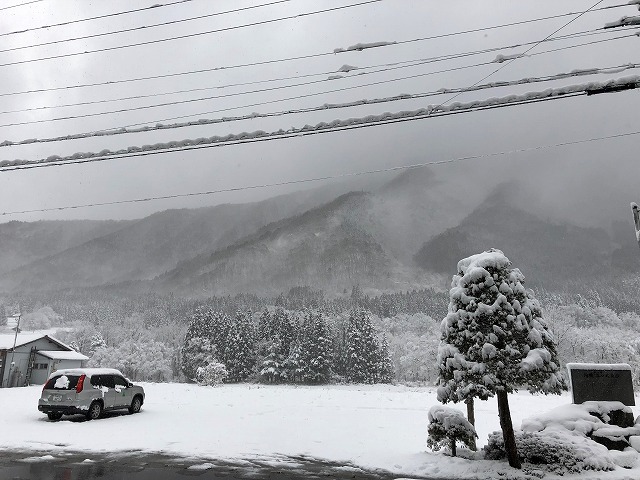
<box><xmin>127</xmin><ymin>382</ymin><xmax>134</xmax><ymax>388</ymax></box>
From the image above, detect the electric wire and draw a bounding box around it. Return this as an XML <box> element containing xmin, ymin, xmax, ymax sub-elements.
<box><xmin>3</xmin><ymin>59</ymin><xmax>638</xmax><ymax>149</ymax></box>
<box><xmin>0</xmin><ymin>0</ymin><xmax>44</xmax><ymax>12</ymax></box>
<box><xmin>0</xmin><ymin>0</ymin><xmax>195</xmax><ymax>38</ymax></box>
<box><xmin>0</xmin><ymin>26</ymin><xmax>625</xmax><ymax>117</ymax></box>
<box><xmin>435</xmin><ymin>0</ymin><xmax>608</xmax><ymax>108</ymax></box>
<box><xmin>0</xmin><ymin>0</ymin><xmax>382</xmax><ymax>68</ymax></box>
<box><xmin>0</xmin><ymin>6</ymin><xmax>633</xmax><ymax>98</ymax></box>
<box><xmin>3</xmin><ymin>126</ymin><xmax>640</xmax><ymax>216</ymax></box>
<box><xmin>4</xmin><ymin>76</ymin><xmax>638</xmax><ymax>169</ymax></box>
<box><xmin>0</xmin><ymin>0</ymin><xmax>294</xmax><ymax>54</ymax></box>
<box><xmin>1</xmin><ymin>29</ymin><xmax>633</xmax><ymax>132</ymax></box>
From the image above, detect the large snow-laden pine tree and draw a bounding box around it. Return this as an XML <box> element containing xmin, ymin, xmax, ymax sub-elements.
<box><xmin>437</xmin><ymin>249</ymin><xmax>566</xmax><ymax>468</ymax></box>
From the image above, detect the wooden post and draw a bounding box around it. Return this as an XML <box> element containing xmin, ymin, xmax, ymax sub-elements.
<box><xmin>497</xmin><ymin>389</ymin><xmax>521</xmax><ymax>469</ymax></box>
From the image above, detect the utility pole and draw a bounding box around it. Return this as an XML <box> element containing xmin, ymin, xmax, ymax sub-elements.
<box><xmin>7</xmin><ymin>311</ymin><xmax>21</xmax><ymax>388</ymax></box>
<box><xmin>632</xmin><ymin>203</ymin><xmax>640</xmax><ymax>250</ymax></box>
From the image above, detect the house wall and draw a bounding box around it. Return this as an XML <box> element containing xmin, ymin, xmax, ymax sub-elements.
<box><xmin>29</xmin><ymin>357</ymin><xmax>85</xmax><ymax>385</ymax></box>
<box><xmin>1</xmin><ymin>337</ymin><xmax>83</xmax><ymax>387</ymax></box>
<box><xmin>1</xmin><ymin>348</ymin><xmax>31</xmax><ymax>387</ymax></box>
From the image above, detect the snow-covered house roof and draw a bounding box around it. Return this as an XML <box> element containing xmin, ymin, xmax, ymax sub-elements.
<box><xmin>0</xmin><ymin>333</ymin><xmax>73</xmax><ymax>351</ymax></box>
<box><xmin>37</xmin><ymin>350</ymin><xmax>88</xmax><ymax>361</ymax></box>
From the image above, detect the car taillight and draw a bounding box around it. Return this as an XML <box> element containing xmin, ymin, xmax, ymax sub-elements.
<box><xmin>76</xmin><ymin>374</ymin><xmax>86</xmax><ymax>393</ymax></box>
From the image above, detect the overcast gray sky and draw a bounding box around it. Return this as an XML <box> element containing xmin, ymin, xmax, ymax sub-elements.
<box><xmin>0</xmin><ymin>0</ymin><xmax>638</xmax><ymax>224</ymax></box>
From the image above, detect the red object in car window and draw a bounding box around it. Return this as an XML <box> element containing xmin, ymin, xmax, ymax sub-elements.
<box><xmin>76</xmin><ymin>374</ymin><xmax>86</xmax><ymax>393</ymax></box>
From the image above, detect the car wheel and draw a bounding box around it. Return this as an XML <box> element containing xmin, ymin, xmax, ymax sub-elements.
<box><xmin>129</xmin><ymin>396</ymin><xmax>142</xmax><ymax>414</ymax></box>
<box><xmin>86</xmin><ymin>401</ymin><xmax>102</xmax><ymax>420</ymax></box>
<box><xmin>47</xmin><ymin>412</ymin><xmax>63</xmax><ymax>421</ymax></box>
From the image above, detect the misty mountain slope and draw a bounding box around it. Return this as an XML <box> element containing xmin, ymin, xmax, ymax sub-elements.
<box><xmin>367</xmin><ymin>167</ymin><xmax>482</xmax><ymax>261</ymax></box>
<box><xmin>0</xmin><ymin>219</ymin><xmax>131</xmax><ymax>275</ymax></box>
<box><xmin>154</xmin><ymin>192</ymin><xmax>405</xmax><ymax>295</ymax></box>
<box><xmin>0</xmin><ymin>186</ymin><xmax>366</xmax><ymax>293</ymax></box>
<box><xmin>414</xmin><ymin>186</ymin><xmax>616</xmax><ymax>288</ymax></box>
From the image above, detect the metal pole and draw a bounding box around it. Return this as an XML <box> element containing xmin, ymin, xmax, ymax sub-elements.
<box><xmin>632</xmin><ymin>203</ymin><xmax>640</xmax><ymax>249</ymax></box>
<box><xmin>7</xmin><ymin>313</ymin><xmax>20</xmax><ymax>387</ymax></box>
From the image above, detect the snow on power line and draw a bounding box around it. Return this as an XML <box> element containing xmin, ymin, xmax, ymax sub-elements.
<box><xmin>1</xmin><ymin>64</ymin><xmax>639</xmax><ymax>149</ymax></box>
<box><xmin>1</xmin><ymin>75</ymin><xmax>639</xmax><ymax>170</ymax></box>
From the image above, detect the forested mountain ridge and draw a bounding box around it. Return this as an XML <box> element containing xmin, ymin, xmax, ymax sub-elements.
<box><xmin>0</xmin><ymin>169</ymin><xmax>638</xmax><ymax>297</ymax></box>
<box><xmin>0</xmin><ymin>219</ymin><xmax>132</xmax><ymax>275</ymax></box>
<box><xmin>153</xmin><ymin>192</ymin><xmax>401</xmax><ymax>295</ymax></box>
<box><xmin>0</xmin><ymin>183</ymin><xmax>363</xmax><ymax>292</ymax></box>
<box><xmin>414</xmin><ymin>186</ymin><xmax>637</xmax><ymax>289</ymax></box>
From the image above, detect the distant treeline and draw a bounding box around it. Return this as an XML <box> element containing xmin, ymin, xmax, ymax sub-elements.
<box><xmin>7</xmin><ymin>280</ymin><xmax>640</xmax><ymax>329</ymax></box>
<box><xmin>8</xmin><ymin>286</ymin><xmax>450</xmax><ymax>325</ymax></box>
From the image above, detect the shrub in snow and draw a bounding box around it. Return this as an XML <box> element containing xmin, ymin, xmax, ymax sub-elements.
<box><xmin>196</xmin><ymin>361</ymin><xmax>228</xmax><ymax>386</ymax></box>
<box><xmin>437</xmin><ymin>249</ymin><xmax>566</xmax><ymax>468</ymax></box>
<box><xmin>484</xmin><ymin>430</ymin><xmax>615</xmax><ymax>474</ymax></box>
<box><xmin>426</xmin><ymin>405</ymin><xmax>477</xmax><ymax>457</ymax></box>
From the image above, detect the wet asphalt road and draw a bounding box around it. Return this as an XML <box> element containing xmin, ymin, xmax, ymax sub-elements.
<box><xmin>0</xmin><ymin>450</ymin><xmax>425</xmax><ymax>480</ymax></box>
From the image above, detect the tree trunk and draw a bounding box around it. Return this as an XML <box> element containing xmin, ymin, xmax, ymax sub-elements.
<box><xmin>497</xmin><ymin>389</ymin><xmax>521</xmax><ymax>469</ymax></box>
<box><xmin>466</xmin><ymin>397</ymin><xmax>477</xmax><ymax>451</ymax></box>
<box><xmin>450</xmin><ymin>438</ymin><xmax>457</xmax><ymax>457</ymax></box>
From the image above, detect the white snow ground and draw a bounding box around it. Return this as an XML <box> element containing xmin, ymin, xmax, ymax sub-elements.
<box><xmin>1</xmin><ymin>383</ymin><xmax>639</xmax><ymax>479</ymax></box>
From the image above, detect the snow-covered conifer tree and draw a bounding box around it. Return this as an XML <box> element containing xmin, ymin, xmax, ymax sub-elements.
<box><xmin>181</xmin><ymin>307</ymin><xmax>229</xmax><ymax>381</ymax></box>
<box><xmin>258</xmin><ymin>308</ymin><xmax>273</xmax><ymax>340</ymax></box>
<box><xmin>344</xmin><ymin>308</ymin><xmax>379</xmax><ymax>383</ymax></box>
<box><xmin>437</xmin><ymin>249</ymin><xmax>566</xmax><ymax>469</ymax></box>
<box><xmin>283</xmin><ymin>341</ymin><xmax>304</xmax><ymax>383</ymax></box>
<box><xmin>299</xmin><ymin>310</ymin><xmax>333</xmax><ymax>384</ymax></box>
<box><xmin>259</xmin><ymin>338</ymin><xmax>285</xmax><ymax>383</ymax></box>
<box><xmin>375</xmin><ymin>334</ymin><xmax>395</xmax><ymax>383</ymax></box>
<box><xmin>223</xmin><ymin>310</ymin><xmax>257</xmax><ymax>382</ymax></box>
<box><xmin>273</xmin><ymin>307</ymin><xmax>296</xmax><ymax>357</ymax></box>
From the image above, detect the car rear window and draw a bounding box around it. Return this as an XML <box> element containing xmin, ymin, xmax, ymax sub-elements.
<box><xmin>44</xmin><ymin>374</ymin><xmax>81</xmax><ymax>390</ymax></box>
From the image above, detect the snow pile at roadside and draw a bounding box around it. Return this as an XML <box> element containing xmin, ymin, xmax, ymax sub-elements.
<box><xmin>0</xmin><ymin>383</ymin><xmax>638</xmax><ymax>479</ymax></box>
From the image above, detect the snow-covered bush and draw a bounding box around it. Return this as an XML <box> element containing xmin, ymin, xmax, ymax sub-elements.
<box><xmin>522</xmin><ymin>401</ymin><xmax>640</xmax><ymax>451</ymax></box>
<box><xmin>484</xmin><ymin>430</ymin><xmax>615</xmax><ymax>474</ymax></box>
<box><xmin>196</xmin><ymin>361</ymin><xmax>228</xmax><ymax>386</ymax></box>
<box><xmin>426</xmin><ymin>405</ymin><xmax>477</xmax><ymax>457</ymax></box>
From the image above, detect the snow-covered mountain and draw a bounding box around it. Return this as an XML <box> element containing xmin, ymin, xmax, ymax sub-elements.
<box><xmin>0</xmin><ymin>169</ymin><xmax>637</xmax><ymax>297</ymax></box>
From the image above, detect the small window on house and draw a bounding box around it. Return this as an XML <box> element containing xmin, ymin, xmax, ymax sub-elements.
<box><xmin>35</xmin><ymin>363</ymin><xmax>48</xmax><ymax>369</ymax></box>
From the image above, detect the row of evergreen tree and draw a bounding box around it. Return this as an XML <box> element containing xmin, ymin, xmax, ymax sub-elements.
<box><xmin>181</xmin><ymin>307</ymin><xmax>394</xmax><ymax>384</ymax></box>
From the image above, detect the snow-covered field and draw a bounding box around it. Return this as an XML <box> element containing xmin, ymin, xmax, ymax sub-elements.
<box><xmin>1</xmin><ymin>383</ymin><xmax>639</xmax><ymax>479</ymax></box>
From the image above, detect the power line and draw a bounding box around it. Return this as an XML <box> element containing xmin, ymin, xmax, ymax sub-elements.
<box><xmin>3</xmin><ymin>61</ymin><xmax>637</xmax><ymax>148</ymax></box>
<box><xmin>0</xmin><ymin>26</ymin><xmax>620</xmax><ymax>116</ymax></box>
<box><xmin>0</xmin><ymin>0</ymin><xmax>195</xmax><ymax>38</ymax></box>
<box><xmin>3</xmin><ymin>76</ymin><xmax>637</xmax><ymax>169</ymax></box>
<box><xmin>0</xmin><ymin>5</ymin><xmax>632</xmax><ymax>98</ymax></box>
<box><xmin>0</xmin><ymin>0</ymin><xmax>294</xmax><ymax>54</ymax></box>
<box><xmin>1</xmin><ymin>29</ymin><xmax>633</xmax><ymax>132</ymax></box>
<box><xmin>3</xmin><ymin>127</ymin><xmax>640</xmax><ymax>216</ymax></box>
<box><xmin>0</xmin><ymin>0</ymin><xmax>382</xmax><ymax>69</ymax></box>
<box><xmin>0</xmin><ymin>0</ymin><xmax>44</xmax><ymax>12</ymax></box>
<box><xmin>431</xmin><ymin>0</ymin><xmax>608</xmax><ymax>111</ymax></box>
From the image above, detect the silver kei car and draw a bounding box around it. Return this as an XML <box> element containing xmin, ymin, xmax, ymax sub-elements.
<box><xmin>38</xmin><ymin>368</ymin><xmax>145</xmax><ymax>421</ymax></box>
